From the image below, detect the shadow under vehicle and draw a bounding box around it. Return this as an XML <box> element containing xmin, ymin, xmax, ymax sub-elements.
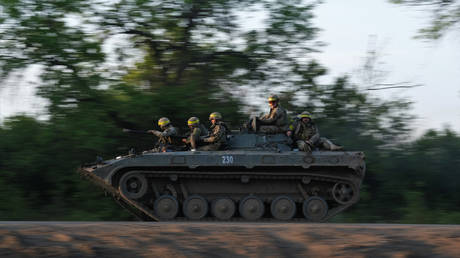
<box><xmin>79</xmin><ymin>132</ymin><xmax>365</xmax><ymax>222</ymax></box>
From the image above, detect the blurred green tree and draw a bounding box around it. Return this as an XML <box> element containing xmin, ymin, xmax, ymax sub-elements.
<box><xmin>1</xmin><ymin>0</ymin><xmax>459</xmax><ymax>223</ymax></box>
<box><xmin>0</xmin><ymin>0</ymin><xmax>325</xmax><ymax>137</ymax></box>
<box><xmin>0</xmin><ymin>0</ymin><xmax>328</xmax><ymax>220</ymax></box>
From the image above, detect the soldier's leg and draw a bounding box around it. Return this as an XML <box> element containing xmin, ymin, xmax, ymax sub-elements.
<box><xmin>242</xmin><ymin>117</ymin><xmax>257</xmax><ymax>132</ymax></box>
<box><xmin>197</xmin><ymin>143</ymin><xmax>221</xmax><ymax>151</ymax></box>
<box><xmin>296</xmin><ymin>140</ymin><xmax>312</xmax><ymax>152</ymax></box>
<box><xmin>144</xmin><ymin>147</ymin><xmax>161</xmax><ymax>153</ymax></box>
<box><xmin>190</xmin><ymin>134</ymin><xmax>199</xmax><ymax>150</ymax></box>
<box><xmin>259</xmin><ymin>125</ymin><xmax>281</xmax><ymax>134</ymax></box>
<box><xmin>320</xmin><ymin>137</ymin><xmax>343</xmax><ymax>151</ymax></box>
<box><xmin>168</xmin><ymin>144</ymin><xmax>187</xmax><ymax>152</ymax></box>
<box><xmin>251</xmin><ymin>117</ymin><xmax>259</xmax><ymax>132</ymax></box>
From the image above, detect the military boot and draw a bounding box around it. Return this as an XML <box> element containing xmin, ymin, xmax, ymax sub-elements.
<box><xmin>322</xmin><ymin>138</ymin><xmax>343</xmax><ymax>151</ymax></box>
<box><xmin>329</xmin><ymin>143</ymin><xmax>343</xmax><ymax>151</ymax></box>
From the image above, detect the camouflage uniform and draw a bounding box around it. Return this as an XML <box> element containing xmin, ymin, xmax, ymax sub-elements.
<box><xmin>198</xmin><ymin>121</ymin><xmax>228</xmax><ymax>151</ymax></box>
<box><xmin>186</xmin><ymin>123</ymin><xmax>209</xmax><ymax>150</ymax></box>
<box><xmin>291</xmin><ymin>120</ymin><xmax>320</xmax><ymax>152</ymax></box>
<box><xmin>291</xmin><ymin>119</ymin><xmax>342</xmax><ymax>152</ymax></box>
<box><xmin>150</xmin><ymin>124</ymin><xmax>182</xmax><ymax>151</ymax></box>
<box><xmin>258</xmin><ymin>105</ymin><xmax>289</xmax><ymax>134</ymax></box>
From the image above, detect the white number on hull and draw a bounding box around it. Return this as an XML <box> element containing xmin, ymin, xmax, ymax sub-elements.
<box><xmin>221</xmin><ymin>155</ymin><xmax>234</xmax><ymax>165</ymax></box>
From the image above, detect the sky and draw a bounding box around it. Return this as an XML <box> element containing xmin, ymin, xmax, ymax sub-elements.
<box><xmin>1</xmin><ymin>0</ymin><xmax>459</xmax><ymax>136</ymax></box>
<box><xmin>313</xmin><ymin>0</ymin><xmax>460</xmax><ymax>136</ymax></box>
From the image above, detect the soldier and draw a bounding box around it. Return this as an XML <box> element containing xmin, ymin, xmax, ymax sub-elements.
<box><xmin>182</xmin><ymin>117</ymin><xmax>209</xmax><ymax>151</ymax></box>
<box><xmin>148</xmin><ymin>117</ymin><xmax>182</xmax><ymax>152</ymax></box>
<box><xmin>248</xmin><ymin>94</ymin><xmax>289</xmax><ymax>134</ymax></box>
<box><xmin>287</xmin><ymin>111</ymin><xmax>342</xmax><ymax>152</ymax></box>
<box><xmin>198</xmin><ymin>112</ymin><xmax>228</xmax><ymax>151</ymax></box>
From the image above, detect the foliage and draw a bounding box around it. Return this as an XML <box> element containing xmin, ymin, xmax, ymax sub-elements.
<box><xmin>0</xmin><ymin>0</ymin><xmax>459</xmax><ymax>223</ymax></box>
<box><xmin>346</xmin><ymin>128</ymin><xmax>460</xmax><ymax>223</ymax></box>
<box><xmin>0</xmin><ymin>0</ymin><xmax>325</xmax><ymax>220</ymax></box>
<box><xmin>390</xmin><ymin>0</ymin><xmax>460</xmax><ymax>39</ymax></box>
<box><xmin>0</xmin><ymin>116</ymin><xmax>133</xmax><ymax>220</ymax></box>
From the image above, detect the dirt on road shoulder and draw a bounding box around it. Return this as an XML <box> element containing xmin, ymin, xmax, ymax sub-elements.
<box><xmin>0</xmin><ymin>222</ymin><xmax>459</xmax><ymax>257</ymax></box>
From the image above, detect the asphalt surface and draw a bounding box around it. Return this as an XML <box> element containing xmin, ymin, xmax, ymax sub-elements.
<box><xmin>1</xmin><ymin>222</ymin><xmax>460</xmax><ymax>257</ymax></box>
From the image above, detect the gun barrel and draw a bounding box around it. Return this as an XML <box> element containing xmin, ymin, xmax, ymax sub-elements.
<box><xmin>123</xmin><ymin>129</ymin><xmax>150</xmax><ymax>135</ymax></box>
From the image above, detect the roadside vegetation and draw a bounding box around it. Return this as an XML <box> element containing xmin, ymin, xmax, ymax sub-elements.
<box><xmin>0</xmin><ymin>0</ymin><xmax>459</xmax><ymax>223</ymax></box>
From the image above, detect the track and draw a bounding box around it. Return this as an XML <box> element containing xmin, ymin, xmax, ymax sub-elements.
<box><xmin>80</xmin><ymin>166</ymin><xmax>361</xmax><ymax>222</ymax></box>
<box><xmin>1</xmin><ymin>222</ymin><xmax>459</xmax><ymax>257</ymax></box>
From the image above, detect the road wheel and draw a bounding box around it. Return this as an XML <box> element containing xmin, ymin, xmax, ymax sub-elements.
<box><xmin>211</xmin><ymin>198</ymin><xmax>236</xmax><ymax>220</ymax></box>
<box><xmin>303</xmin><ymin>196</ymin><xmax>328</xmax><ymax>222</ymax></box>
<box><xmin>332</xmin><ymin>182</ymin><xmax>356</xmax><ymax>205</ymax></box>
<box><xmin>271</xmin><ymin>196</ymin><xmax>296</xmax><ymax>220</ymax></box>
<box><xmin>239</xmin><ymin>196</ymin><xmax>265</xmax><ymax>220</ymax></box>
<box><xmin>119</xmin><ymin>173</ymin><xmax>148</xmax><ymax>199</ymax></box>
<box><xmin>183</xmin><ymin>195</ymin><xmax>208</xmax><ymax>220</ymax></box>
<box><xmin>154</xmin><ymin>195</ymin><xmax>179</xmax><ymax>220</ymax></box>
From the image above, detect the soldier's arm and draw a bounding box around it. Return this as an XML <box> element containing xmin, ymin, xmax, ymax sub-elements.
<box><xmin>259</xmin><ymin>109</ymin><xmax>280</xmax><ymax>124</ymax></box>
<box><xmin>286</xmin><ymin>122</ymin><xmax>296</xmax><ymax>137</ymax></box>
<box><xmin>149</xmin><ymin>130</ymin><xmax>162</xmax><ymax>137</ymax></box>
<box><xmin>309</xmin><ymin>125</ymin><xmax>320</xmax><ymax>143</ymax></box>
<box><xmin>278</xmin><ymin>109</ymin><xmax>288</xmax><ymax>126</ymax></box>
<box><xmin>200</xmin><ymin>125</ymin><xmax>209</xmax><ymax>136</ymax></box>
<box><xmin>184</xmin><ymin>129</ymin><xmax>198</xmax><ymax>144</ymax></box>
<box><xmin>290</xmin><ymin>121</ymin><xmax>302</xmax><ymax>139</ymax></box>
<box><xmin>259</xmin><ymin>114</ymin><xmax>268</xmax><ymax>120</ymax></box>
<box><xmin>157</xmin><ymin>127</ymin><xmax>177</xmax><ymax>137</ymax></box>
<box><xmin>191</xmin><ymin>128</ymin><xmax>201</xmax><ymax>139</ymax></box>
<box><xmin>203</xmin><ymin>125</ymin><xmax>223</xmax><ymax>143</ymax></box>
<box><xmin>258</xmin><ymin>110</ymin><xmax>272</xmax><ymax>122</ymax></box>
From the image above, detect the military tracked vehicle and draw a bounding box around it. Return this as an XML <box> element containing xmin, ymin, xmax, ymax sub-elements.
<box><xmin>79</xmin><ymin>132</ymin><xmax>365</xmax><ymax>222</ymax></box>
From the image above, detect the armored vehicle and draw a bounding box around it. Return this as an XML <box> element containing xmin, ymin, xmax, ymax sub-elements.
<box><xmin>79</xmin><ymin>132</ymin><xmax>365</xmax><ymax>222</ymax></box>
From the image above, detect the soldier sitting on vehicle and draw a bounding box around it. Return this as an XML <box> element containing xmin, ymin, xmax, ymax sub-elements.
<box><xmin>148</xmin><ymin>117</ymin><xmax>184</xmax><ymax>152</ymax></box>
<box><xmin>287</xmin><ymin>111</ymin><xmax>343</xmax><ymax>152</ymax></box>
<box><xmin>198</xmin><ymin>112</ymin><xmax>228</xmax><ymax>151</ymax></box>
<box><xmin>182</xmin><ymin>116</ymin><xmax>209</xmax><ymax>151</ymax></box>
<box><xmin>246</xmin><ymin>94</ymin><xmax>289</xmax><ymax>134</ymax></box>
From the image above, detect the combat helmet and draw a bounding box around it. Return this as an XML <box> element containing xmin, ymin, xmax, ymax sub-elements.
<box><xmin>267</xmin><ymin>94</ymin><xmax>279</xmax><ymax>102</ymax></box>
<box><xmin>209</xmin><ymin>112</ymin><xmax>222</xmax><ymax>120</ymax></box>
<box><xmin>297</xmin><ymin>111</ymin><xmax>312</xmax><ymax>120</ymax></box>
<box><xmin>158</xmin><ymin>117</ymin><xmax>171</xmax><ymax>128</ymax></box>
<box><xmin>187</xmin><ymin>117</ymin><xmax>200</xmax><ymax>127</ymax></box>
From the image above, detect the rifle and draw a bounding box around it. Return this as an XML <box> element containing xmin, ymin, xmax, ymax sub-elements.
<box><xmin>122</xmin><ymin>128</ymin><xmax>151</xmax><ymax>135</ymax></box>
<box><xmin>123</xmin><ymin>128</ymin><xmax>188</xmax><ymax>151</ymax></box>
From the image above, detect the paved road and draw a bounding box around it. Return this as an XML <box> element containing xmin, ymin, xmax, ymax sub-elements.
<box><xmin>1</xmin><ymin>222</ymin><xmax>459</xmax><ymax>257</ymax></box>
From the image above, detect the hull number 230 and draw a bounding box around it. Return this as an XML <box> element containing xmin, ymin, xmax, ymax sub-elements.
<box><xmin>221</xmin><ymin>155</ymin><xmax>234</xmax><ymax>165</ymax></box>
